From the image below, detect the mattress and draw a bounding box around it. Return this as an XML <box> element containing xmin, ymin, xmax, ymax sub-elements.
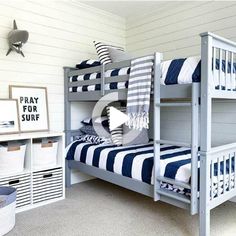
<box><xmin>66</xmin><ymin>141</ymin><xmax>235</xmax><ymax>198</ymax></box>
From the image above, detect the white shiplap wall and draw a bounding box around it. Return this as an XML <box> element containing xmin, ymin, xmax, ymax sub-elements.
<box><xmin>0</xmin><ymin>0</ymin><xmax>125</xmax><ymax>132</ymax></box>
<box><xmin>126</xmin><ymin>1</ymin><xmax>236</xmax><ymax>59</ymax></box>
<box><xmin>126</xmin><ymin>1</ymin><xmax>236</xmax><ymax>146</ymax></box>
<box><xmin>0</xmin><ymin>0</ymin><xmax>125</xmax><ymax>183</ymax></box>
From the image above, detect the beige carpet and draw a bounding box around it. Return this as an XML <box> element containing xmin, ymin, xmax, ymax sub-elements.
<box><xmin>7</xmin><ymin>179</ymin><xmax>236</xmax><ymax>236</ymax></box>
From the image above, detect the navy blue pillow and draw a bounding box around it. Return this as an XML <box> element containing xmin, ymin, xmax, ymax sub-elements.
<box><xmin>76</xmin><ymin>60</ymin><xmax>101</xmax><ymax>69</ymax></box>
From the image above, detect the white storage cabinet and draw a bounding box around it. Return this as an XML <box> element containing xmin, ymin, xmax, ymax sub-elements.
<box><xmin>0</xmin><ymin>132</ymin><xmax>65</xmax><ymax>213</ymax></box>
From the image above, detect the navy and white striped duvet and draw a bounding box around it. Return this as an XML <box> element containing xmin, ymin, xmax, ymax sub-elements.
<box><xmin>66</xmin><ymin>142</ymin><xmax>155</xmax><ymax>184</ymax></box>
<box><xmin>66</xmin><ymin>142</ymin><xmax>194</xmax><ymax>185</ymax></box>
<box><xmin>66</xmin><ymin>141</ymin><xmax>235</xmax><ymax>197</ymax></box>
<box><xmin>161</xmin><ymin>57</ymin><xmax>236</xmax><ymax>89</ymax></box>
<box><xmin>160</xmin><ymin>57</ymin><xmax>201</xmax><ymax>85</ymax></box>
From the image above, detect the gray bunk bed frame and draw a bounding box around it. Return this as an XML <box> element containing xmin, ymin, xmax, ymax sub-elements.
<box><xmin>64</xmin><ymin>32</ymin><xmax>236</xmax><ymax>236</ymax></box>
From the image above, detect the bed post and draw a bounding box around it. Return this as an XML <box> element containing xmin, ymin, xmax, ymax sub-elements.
<box><xmin>153</xmin><ymin>52</ymin><xmax>163</xmax><ymax>201</ymax></box>
<box><xmin>191</xmin><ymin>82</ymin><xmax>199</xmax><ymax>215</ymax></box>
<box><xmin>199</xmin><ymin>33</ymin><xmax>213</xmax><ymax>236</ymax></box>
<box><xmin>64</xmin><ymin>67</ymin><xmax>72</xmax><ymax>187</ymax></box>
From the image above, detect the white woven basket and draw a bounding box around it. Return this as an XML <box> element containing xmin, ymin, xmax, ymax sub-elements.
<box><xmin>0</xmin><ymin>144</ymin><xmax>26</xmax><ymax>176</ymax></box>
<box><xmin>32</xmin><ymin>141</ymin><xmax>58</xmax><ymax>169</ymax></box>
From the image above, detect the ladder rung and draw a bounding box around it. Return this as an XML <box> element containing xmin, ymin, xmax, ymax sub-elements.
<box><xmin>156</xmin><ymin>139</ymin><xmax>191</xmax><ymax>148</ymax></box>
<box><xmin>156</xmin><ymin>102</ymin><xmax>191</xmax><ymax>107</ymax></box>
<box><xmin>157</xmin><ymin>176</ymin><xmax>191</xmax><ymax>190</ymax></box>
<box><xmin>156</xmin><ymin>188</ymin><xmax>191</xmax><ymax>204</ymax></box>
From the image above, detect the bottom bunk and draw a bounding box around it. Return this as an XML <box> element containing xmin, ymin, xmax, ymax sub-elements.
<box><xmin>66</xmin><ymin>140</ymin><xmax>235</xmax><ymax>205</ymax></box>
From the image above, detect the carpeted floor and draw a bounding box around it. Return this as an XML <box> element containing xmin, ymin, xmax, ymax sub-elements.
<box><xmin>7</xmin><ymin>179</ymin><xmax>236</xmax><ymax>236</ymax></box>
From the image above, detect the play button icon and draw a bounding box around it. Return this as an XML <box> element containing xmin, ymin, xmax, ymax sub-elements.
<box><xmin>109</xmin><ymin>106</ymin><xmax>129</xmax><ymax>131</ymax></box>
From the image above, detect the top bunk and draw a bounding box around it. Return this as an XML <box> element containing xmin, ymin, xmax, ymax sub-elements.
<box><xmin>64</xmin><ymin>32</ymin><xmax>236</xmax><ymax>102</ymax></box>
<box><xmin>64</xmin><ymin>55</ymin><xmax>201</xmax><ymax>101</ymax></box>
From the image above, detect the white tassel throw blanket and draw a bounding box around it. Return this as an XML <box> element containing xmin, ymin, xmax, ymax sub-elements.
<box><xmin>126</xmin><ymin>55</ymin><xmax>154</xmax><ymax>130</ymax></box>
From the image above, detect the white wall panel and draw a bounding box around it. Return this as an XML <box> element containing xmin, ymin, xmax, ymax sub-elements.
<box><xmin>126</xmin><ymin>2</ymin><xmax>236</xmax><ymax>147</ymax></box>
<box><xmin>0</xmin><ymin>0</ymin><xmax>125</xmax><ymax>184</ymax></box>
<box><xmin>0</xmin><ymin>0</ymin><xmax>125</xmax><ymax>132</ymax></box>
<box><xmin>126</xmin><ymin>2</ymin><xmax>236</xmax><ymax>59</ymax></box>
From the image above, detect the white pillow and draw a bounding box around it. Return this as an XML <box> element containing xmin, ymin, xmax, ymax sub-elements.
<box><xmin>108</xmin><ymin>47</ymin><xmax>134</xmax><ymax>62</ymax></box>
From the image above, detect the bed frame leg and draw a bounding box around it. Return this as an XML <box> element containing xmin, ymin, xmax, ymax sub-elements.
<box><xmin>199</xmin><ymin>208</ymin><xmax>210</xmax><ymax>236</ymax></box>
<box><xmin>65</xmin><ymin>160</ymin><xmax>72</xmax><ymax>188</ymax></box>
<box><xmin>199</xmin><ymin>153</ymin><xmax>211</xmax><ymax>236</ymax></box>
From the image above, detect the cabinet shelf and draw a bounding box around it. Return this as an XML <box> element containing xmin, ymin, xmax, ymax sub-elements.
<box><xmin>0</xmin><ymin>131</ymin><xmax>65</xmax><ymax>213</ymax></box>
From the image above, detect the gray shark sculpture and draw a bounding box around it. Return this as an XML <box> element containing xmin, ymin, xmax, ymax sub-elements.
<box><xmin>6</xmin><ymin>20</ymin><xmax>29</xmax><ymax>57</ymax></box>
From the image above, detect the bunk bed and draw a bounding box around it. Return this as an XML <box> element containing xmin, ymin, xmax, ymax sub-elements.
<box><xmin>64</xmin><ymin>32</ymin><xmax>236</xmax><ymax>236</ymax></box>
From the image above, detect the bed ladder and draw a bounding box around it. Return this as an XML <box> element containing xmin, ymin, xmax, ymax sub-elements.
<box><xmin>153</xmin><ymin>52</ymin><xmax>200</xmax><ymax>215</ymax></box>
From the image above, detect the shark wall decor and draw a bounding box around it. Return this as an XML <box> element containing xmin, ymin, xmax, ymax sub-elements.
<box><xmin>6</xmin><ymin>20</ymin><xmax>29</xmax><ymax>57</ymax></box>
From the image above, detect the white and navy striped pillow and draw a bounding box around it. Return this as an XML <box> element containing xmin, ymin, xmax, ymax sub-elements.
<box><xmin>93</xmin><ymin>41</ymin><xmax>124</xmax><ymax>65</ymax></box>
<box><xmin>76</xmin><ymin>134</ymin><xmax>111</xmax><ymax>144</ymax></box>
<box><xmin>106</xmin><ymin>106</ymin><xmax>126</xmax><ymax>146</ymax></box>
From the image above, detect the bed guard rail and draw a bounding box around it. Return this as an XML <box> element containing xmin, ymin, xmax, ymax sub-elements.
<box><xmin>200</xmin><ymin>142</ymin><xmax>236</xmax><ymax>210</ymax></box>
<box><xmin>64</xmin><ymin>60</ymin><xmax>131</xmax><ymax>101</ymax></box>
<box><xmin>201</xmin><ymin>32</ymin><xmax>236</xmax><ymax>99</ymax></box>
<box><xmin>199</xmin><ymin>142</ymin><xmax>236</xmax><ymax>236</ymax></box>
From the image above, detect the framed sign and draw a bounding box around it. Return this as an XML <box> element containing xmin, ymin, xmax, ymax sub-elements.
<box><xmin>10</xmin><ymin>86</ymin><xmax>49</xmax><ymax>132</ymax></box>
<box><xmin>0</xmin><ymin>99</ymin><xmax>20</xmax><ymax>134</ymax></box>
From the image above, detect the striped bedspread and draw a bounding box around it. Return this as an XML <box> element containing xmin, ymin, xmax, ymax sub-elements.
<box><xmin>66</xmin><ymin>141</ymin><xmax>235</xmax><ymax>197</ymax></box>
<box><xmin>66</xmin><ymin>141</ymin><xmax>193</xmax><ymax>187</ymax></box>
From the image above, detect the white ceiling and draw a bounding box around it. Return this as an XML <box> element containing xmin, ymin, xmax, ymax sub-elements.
<box><xmin>82</xmin><ymin>1</ymin><xmax>166</xmax><ymax>18</ymax></box>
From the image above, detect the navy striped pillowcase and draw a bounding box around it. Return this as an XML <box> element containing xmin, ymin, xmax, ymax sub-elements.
<box><xmin>106</xmin><ymin>106</ymin><xmax>126</xmax><ymax>146</ymax></box>
<box><xmin>76</xmin><ymin>59</ymin><xmax>101</xmax><ymax>69</ymax></box>
<box><xmin>76</xmin><ymin>134</ymin><xmax>111</xmax><ymax>144</ymax></box>
<box><xmin>93</xmin><ymin>41</ymin><xmax>124</xmax><ymax>65</ymax></box>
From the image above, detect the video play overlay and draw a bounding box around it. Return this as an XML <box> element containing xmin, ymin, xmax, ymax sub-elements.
<box><xmin>92</xmin><ymin>92</ymin><xmax>149</xmax><ymax>145</ymax></box>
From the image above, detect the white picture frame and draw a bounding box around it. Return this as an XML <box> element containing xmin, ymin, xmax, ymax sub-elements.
<box><xmin>0</xmin><ymin>99</ymin><xmax>20</xmax><ymax>134</ymax></box>
<box><xmin>10</xmin><ymin>85</ymin><xmax>50</xmax><ymax>132</ymax></box>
